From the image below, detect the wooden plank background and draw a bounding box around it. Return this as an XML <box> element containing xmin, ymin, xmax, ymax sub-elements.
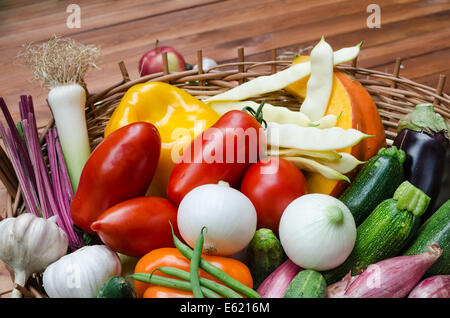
<box><xmin>0</xmin><ymin>0</ymin><xmax>449</xmax><ymax>297</ymax></box>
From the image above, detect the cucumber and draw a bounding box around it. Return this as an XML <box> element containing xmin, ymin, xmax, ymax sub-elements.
<box><xmin>97</xmin><ymin>276</ymin><xmax>136</xmax><ymax>298</ymax></box>
<box><xmin>403</xmin><ymin>199</ymin><xmax>450</xmax><ymax>276</ymax></box>
<box><xmin>283</xmin><ymin>270</ymin><xmax>326</xmax><ymax>298</ymax></box>
<box><xmin>323</xmin><ymin>181</ymin><xmax>430</xmax><ymax>284</ymax></box>
<box><xmin>339</xmin><ymin>146</ymin><xmax>405</xmax><ymax>226</ymax></box>
<box><xmin>246</xmin><ymin>228</ymin><xmax>284</xmax><ymax>289</ymax></box>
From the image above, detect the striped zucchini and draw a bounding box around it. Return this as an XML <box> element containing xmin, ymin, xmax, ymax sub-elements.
<box><xmin>403</xmin><ymin>199</ymin><xmax>450</xmax><ymax>276</ymax></box>
<box><xmin>339</xmin><ymin>146</ymin><xmax>405</xmax><ymax>225</ymax></box>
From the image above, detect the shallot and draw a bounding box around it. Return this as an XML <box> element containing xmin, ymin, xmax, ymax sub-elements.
<box><xmin>344</xmin><ymin>243</ymin><xmax>442</xmax><ymax>298</ymax></box>
<box><xmin>256</xmin><ymin>260</ymin><xmax>301</xmax><ymax>298</ymax></box>
<box><xmin>326</xmin><ymin>272</ymin><xmax>358</xmax><ymax>298</ymax></box>
<box><xmin>408</xmin><ymin>275</ymin><xmax>450</xmax><ymax>298</ymax></box>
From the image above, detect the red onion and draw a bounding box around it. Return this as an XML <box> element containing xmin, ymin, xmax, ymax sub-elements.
<box><xmin>326</xmin><ymin>271</ymin><xmax>359</xmax><ymax>298</ymax></box>
<box><xmin>256</xmin><ymin>259</ymin><xmax>301</xmax><ymax>298</ymax></box>
<box><xmin>408</xmin><ymin>275</ymin><xmax>450</xmax><ymax>298</ymax></box>
<box><xmin>344</xmin><ymin>243</ymin><xmax>442</xmax><ymax>298</ymax></box>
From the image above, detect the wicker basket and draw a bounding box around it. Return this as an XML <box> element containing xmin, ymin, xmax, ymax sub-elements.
<box><xmin>0</xmin><ymin>47</ymin><xmax>449</xmax><ymax>298</ymax></box>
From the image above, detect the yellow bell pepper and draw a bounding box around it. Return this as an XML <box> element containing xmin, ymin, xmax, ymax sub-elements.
<box><xmin>104</xmin><ymin>82</ymin><xmax>220</xmax><ymax>197</ymax></box>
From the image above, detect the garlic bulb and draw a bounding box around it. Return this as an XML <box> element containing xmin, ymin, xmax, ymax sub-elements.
<box><xmin>43</xmin><ymin>245</ymin><xmax>121</xmax><ymax>298</ymax></box>
<box><xmin>193</xmin><ymin>57</ymin><xmax>217</xmax><ymax>71</ymax></box>
<box><xmin>0</xmin><ymin>213</ymin><xmax>68</xmax><ymax>298</ymax></box>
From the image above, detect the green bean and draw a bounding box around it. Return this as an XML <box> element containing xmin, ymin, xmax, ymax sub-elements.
<box><xmin>191</xmin><ymin>227</ymin><xmax>206</xmax><ymax>298</ymax></box>
<box><xmin>169</xmin><ymin>223</ymin><xmax>261</xmax><ymax>298</ymax></box>
<box><xmin>156</xmin><ymin>267</ymin><xmax>243</xmax><ymax>298</ymax></box>
<box><xmin>130</xmin><ymin>273</ymin><xmax>221</xmax><ymax>298</ymax></box>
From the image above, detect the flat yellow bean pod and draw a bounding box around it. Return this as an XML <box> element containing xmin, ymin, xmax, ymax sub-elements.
<box><xmin>267</xmin><ymin>148</ymin><xmax>342</xmax><ymax>161</ymax></box>
<box><xmin>311</xmin><ymin>114</ymin><xmax>338</xmax><ymax>129</ymax></box>
<box><xmin>210</xmin><ymin>101</ymin><xmax>311</xmax><ymax>126</ymax></box>
<box><xmin>300</xmin><ymin>37</ymin><xmax>334</xmax><ymax>121</ymax></box>
<box><xmin>284</xmin><ymin>156</ymin><xmax>350</xmax><ymax>182</ymax></box>
<box><xmin>265</xmin><ymin>122</ymin><xmax>372</xmax><ymax>151</ymax></box>
<box><xmin>316</xmin><ymin>152</ymin><xmax>365</xmax><ymax>174</ymax></box>
<box><xmin>204</xmin><ymin>43</ymin><xmax>362</xmax><ymax>103</ymax></box>
<box><xmin>210</xmin><ymin>101</ymin><xmax>338</xmax><ymax>129</ymax></box>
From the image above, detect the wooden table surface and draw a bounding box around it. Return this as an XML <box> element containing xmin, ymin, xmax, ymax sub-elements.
<box><xmin>0</xmin><ymin>0</ymin><xmax>449</xmax><ymax>297</ymax></box>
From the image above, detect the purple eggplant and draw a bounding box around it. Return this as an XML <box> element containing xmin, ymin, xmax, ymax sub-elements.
<box><xmin>393</xmin><ymin>104</ymin><xmax>449</xmax><ymax>218</ymax></box>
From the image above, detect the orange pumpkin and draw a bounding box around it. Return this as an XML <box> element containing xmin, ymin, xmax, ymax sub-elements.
<box><xmin>286</xmin><ymin>57</ymin><xmax>386</xmax><ymax>197</ymax></box>
<box><xmin>134</xmin><ymin>247</ymin><xmax>253</xmax><ymax>298</ymax></box>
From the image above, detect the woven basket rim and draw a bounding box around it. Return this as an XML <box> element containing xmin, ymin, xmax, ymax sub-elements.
<box><xmin>79</xmin><ymin>55</ymin><xmax>449</xmax><ymax>149</ymax></box>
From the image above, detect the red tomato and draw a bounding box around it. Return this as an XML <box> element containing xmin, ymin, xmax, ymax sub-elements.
<box><xmin>91</xmin><ymin>197</ymin><xmax>179</xmax><ymax>257</ymax></box>
<box><xmin>167</xmin><ymin>110</ymin><xmax>265</xmax><ymax>206</ymax></box>
<box><xmin>71</xmin><ymin>122</ymin><xmax>161</xmax><ymax>234</ymax></box>
<box><xmin>240</xmin><ymin>157</ymin><xmax>307</xmax><ymax>235</ymax></box>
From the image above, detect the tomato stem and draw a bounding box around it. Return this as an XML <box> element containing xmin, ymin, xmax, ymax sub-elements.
<box><xmin>242</xmin><ymin>101</ymin><xmax>267</xmax><ymax>128</ymax></box>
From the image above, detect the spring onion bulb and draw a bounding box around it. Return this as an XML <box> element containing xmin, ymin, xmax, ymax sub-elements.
<box><xmin>47</xmin><ymin>84</ymin><xmax>90</xmax><ymax>190</ymax></box>
<box><xmin>18</xmin><ymin>36</ymin><xmax>100</xmax><ymax>191</ymax></box>
<box><xmin>300</xmin><ymin>37</ymin><xmax>333</xmax><ymax>121</ymax></box>
<box><xmin>279</xmin><ymin>194</ymin><xmax>357</xmax><ymax>271</ymax></box>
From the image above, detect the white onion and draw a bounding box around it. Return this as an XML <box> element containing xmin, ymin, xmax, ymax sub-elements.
<box><xmin>177</xmin><ymin>181</ymin><xmax>257</xmax><ymax>256</ymax></box>
<box><xmin>279</xmin><ymin>194</ymin><xmax>356</xmax><ymax>271</ymax></box>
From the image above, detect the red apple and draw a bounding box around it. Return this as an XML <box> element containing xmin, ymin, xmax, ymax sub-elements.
<box><xmin>138</xmin><ymin>41</ymin><xmax>186</xmax><ymax>76</ymax></box>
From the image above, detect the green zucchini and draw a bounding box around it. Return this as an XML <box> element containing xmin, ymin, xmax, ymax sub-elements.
<box><xmin>97</xmin><ymin>276</ymin><xmax>136</xmax><ymax>298</ymax></box>
<box><xmin>403</xmin><ymin>199</ymin><xmax>450</xmax><ymax>276</ymax></box>
<box><xmin>246</xmin><ymin>228</ymin><xmax>284</xmax><ymax>289</ymax></box>
<box><xmin>323</xmin><ymin>181</ymin><xmax>430</xmax><ymax>284</ymax></box>
<box><xmin>283</xmin><ymin>270</ymin><xmax>326</xmax><ymax>298</ymax></box>
<box><xmin>339</xmin><ymin>146</ymin><xmax>405</xmax><ymax>226</ymax></box>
